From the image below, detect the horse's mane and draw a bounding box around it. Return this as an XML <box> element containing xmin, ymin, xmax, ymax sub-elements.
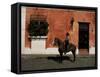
<box><xmin>55</xmin><ymin>37</ymin><xmax>64</xmax><ymax>45</ymax></box>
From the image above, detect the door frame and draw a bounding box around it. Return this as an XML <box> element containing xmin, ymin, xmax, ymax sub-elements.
<box><xmin>78</xmin><ymin>22</ymin><xmax>90</xmax><ymax>55</ymax></box>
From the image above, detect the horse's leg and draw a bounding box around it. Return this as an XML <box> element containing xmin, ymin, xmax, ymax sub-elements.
<box><xmin>72</xmin><ymin>49</ymin><xmax>76</xmax><ymax>62</ymax></box>
<box><xmin>59</xmin><ymin>52</ymin><xmax>63</xmax><ymax>63</ymax></box>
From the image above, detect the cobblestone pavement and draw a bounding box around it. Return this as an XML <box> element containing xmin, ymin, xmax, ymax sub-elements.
<box><xmin>21</xmin><ymin>54</ymin><xmax>96</xmax><ymax>71</ymax></box>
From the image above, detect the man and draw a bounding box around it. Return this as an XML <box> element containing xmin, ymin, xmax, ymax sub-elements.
<box><xmin>65</xmin><ymin>32</ymin><xmax>70</xmax><ymax>51</ymax></box>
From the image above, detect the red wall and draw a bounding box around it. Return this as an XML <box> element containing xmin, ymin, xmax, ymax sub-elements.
<box><xmin>24</xmin><ymin>7</ymin><xmax>95</xmax><ymax>49</ymax></box>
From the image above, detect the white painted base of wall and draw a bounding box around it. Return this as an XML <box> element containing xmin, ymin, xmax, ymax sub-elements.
<box><xmin>22</xmin><ymin>48</ymin><xmax>79</xmax><ymax>55</ymax></box>
<box><xmin>22</xmin><ymin>47</ymin><xmax>95</xmax><ymax>55</ymax></box>
<box><xmin>89</xmin><ymin>47</ymin><xmax>95</xmax><ymax>54</ymax></box>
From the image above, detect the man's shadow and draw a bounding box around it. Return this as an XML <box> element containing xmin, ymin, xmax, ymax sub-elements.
<box><xmin>47</xmin><ymin>55</ymin><xmax>73</xmax><ymax>63</ymax></box>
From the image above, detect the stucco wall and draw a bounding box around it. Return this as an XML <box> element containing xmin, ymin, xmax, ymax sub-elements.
<box><xmin>24</xmin><ymin>7</ymin><xmax>95</xmax><ymax>49</ymax></box>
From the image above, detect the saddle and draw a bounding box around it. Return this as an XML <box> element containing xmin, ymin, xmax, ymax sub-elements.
<box><xmin>63</xmin><ymin>40</ymin><xmax>70</xmax><ymax>54</ymax></box>
<box><xmin>64</xmin><ymin>40</ymin><xmax>69</xmax><ymax>50</ymax></box>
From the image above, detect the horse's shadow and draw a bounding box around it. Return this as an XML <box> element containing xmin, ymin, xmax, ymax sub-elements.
<box><xmin>47</xmin><ymin>55</ymin><xmax>73</xmax><ymax>63</ymax></box>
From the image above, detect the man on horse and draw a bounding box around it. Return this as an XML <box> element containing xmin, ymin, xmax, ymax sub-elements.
<box><xmin>53</xmin><ymin>33</ymin><xmax>76</xmax><ymax>61</ymax></box>
<box><xmin>64</xmin><ymin>32</ymin><xmax>70</xmax><ymax>54</ymax></box>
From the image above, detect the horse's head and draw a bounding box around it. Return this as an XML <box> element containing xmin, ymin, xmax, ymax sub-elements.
<box><xmin>52</xmin><ymin>38</ymin><xmax>60</xmax><ymax>46</ymax></box>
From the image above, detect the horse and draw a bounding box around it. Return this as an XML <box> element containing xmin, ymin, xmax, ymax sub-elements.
<box><xmin>53</xmin><ymin>37</ymin><xmax>76</xmax><ymax>62</ymax></box>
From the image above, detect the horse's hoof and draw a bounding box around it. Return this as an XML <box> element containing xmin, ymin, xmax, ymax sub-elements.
<box><xmin>72</xmin><ymin>59</ymin><xmax>75</xmax><ymax>62</ymax></box>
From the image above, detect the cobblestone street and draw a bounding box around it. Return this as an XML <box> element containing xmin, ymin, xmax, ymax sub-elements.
<box><xmin>21</xmin><ymin>54</ymin><xmax>96</xmax><ymax>71</ymax></box>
